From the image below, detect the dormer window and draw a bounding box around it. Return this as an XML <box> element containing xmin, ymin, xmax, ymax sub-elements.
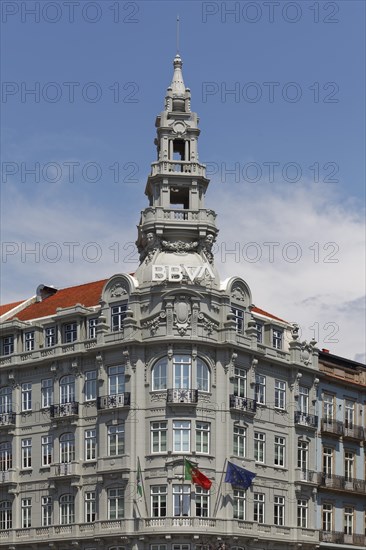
<box><xmin>45</xmin><ymin>326</ymin><xmax>57</xmax><ymax>347</ymax></box>
<box><xmin>24</xmin><ymin>331</ymin><xmax>35</xmax><ymax>352</ymax></box>
<box><xmin>231</xmin><ymin>307</ymin><xmax>244</xmax><ymax>334</ymax></box>
<box><xmin>63</xmin><ymin>323</ymin><xmax>77</xmax><ymax>344</ymax></box>
<box><xmin>272</xmin><ymin>329</ymin><xmax>283</xmax><ymax>350</ymax></box>
<box><xmin>88</xmin><ymin>318</ymin><xmax>98</xmax><ymax>339</ymax></box>
<box><xmin>2</xmin><ymin>335</ymin><xmax>14</xmax><ymax>356</ymax></box>
<box><xmin>111</xmin><ymin>305</ymin><xmax>127</xmax><ymax>332</ymax></box>
<box><xmin>256</xmin><ymin>322</ymin><xmax>263</xmax><ymax>343</ymax></box>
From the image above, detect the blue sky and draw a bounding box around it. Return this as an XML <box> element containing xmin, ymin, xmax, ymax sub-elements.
<box><xmin>1</xmin><ymin>0</ymin><xmax>365</xmax><ymax>361</ymax></box>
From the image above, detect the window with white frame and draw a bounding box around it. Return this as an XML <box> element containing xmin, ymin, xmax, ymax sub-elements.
<box><xmin>63</xmin><ymin>322</ymin><xmax>77</xmax><ymax>343</ymax></box>
<box><xmin>253</xmin><ymin>493</ymin><xmax>265</xmax><ymax>523</ymax></box>
<box><xmin>85</xmin><ymin>491</ymin><xmax>96</xmax><ymax>523</ymax></box>
<box><xmin>272</xmin><ymin>329</ymin><xmax>283</xmax><ymax>349</ymax></box>
<box><xmin>299</xmin><ymin>386</ymin><xmax>309</xmax><ymax>414</ymax></box>
<box><xmin>322</xmin><ymin>447</ymin><xmax>333</xmax><ymax>476</ymax></box>
<box><xmin>60</xmin><ymin>433</ymin><xmax>75</xmax><ymax>463</ymax></box>
<box><xmin>274</xmin><ymin>495</ymin><xmax>285</xmax><ymax>526</ymax></box>
<box><xmin>255</xmin><ymin>374</ymin><xmax>266</xmax><ymax>405</ymax></box>
<box><xmin>151</xmin><ymin>421</ymin><xmax>167</xmax><ymax>453</ymax></box>
<box><xmin>21</xmin><ymin>498</ymin><xmax>31</xmax><ymax>528</ymax></box>
<box><xmin>152</xmin><ymin>358</ymin><xmax>167</xmax><ymax>390</ymax></box>
<box><xmin>88</xmin><ymin>318</ymin><xmax>98</xmax><ymax>339</ymax></box>
<box><xmin>60</xmin><ymin>375</ymin><xmax>75</xmax><ymax>404</ymax></box>
<box><xmin>111</xmin><ymin>305</ymin><xmax>127</xmax><ymax>332</ymax></box>
<box><xmin>151</xmin><ymin>485</ymin><xmax>167</xmax><ymax>517</ymax></box>
<box><xmin>21</xmin><ymin>438</ymin><xmax>32</xmax><ymax>468</ymax></box>
<box><xmin>21</xmin><ymin>382</ymin><xmax>32</xmax><ymax>412</ymax></box>
<box><xmin>45</xmin><ymin>326</ymin><xmax>57</xmax><ymax>347</ymax></box>
<box><xmin>256</xmin><ymin>322</ymin><xmax>263</xmax><ymax>343</ymax></box>
<box><xmin>41</xmin><ymin>436</ymin><xmax>53</xmax><ymax>466</ymax></box>
<box><xmin>231</xmin><ymin>307</ymin><xmax>244</xmax><ymax>334</ymax></box>
<box><xmin>234</xmin><ymin>367</ymin><xmax>246</xmax><ymax>398</ymax></box>
<box><xmin>0</xmin><ymin>386</ymin><xmax>12</xmax><ymax>414</ymax></box>
<box><xmin>196</xmin><ymin>358</ymin><xmax>210</xmax><ymax>392</ymax></box>
<box><xmin>41</xmin><ymin>378</ymin><xmax>53</xmax><ymax>408</ymax></box>
<box><xmin>84</xmin><ymin>370</ymin><xmax>97</xmax><ymax>401</ymax></box>
<box><xmin>344</xmin><ymin>451</ymin><xmax>354</xmax><ymax>481</ymax></box>
<box><xmin>85</xmin><ymin>429</ymin><xmax>96</xmax><ymax>461</ymax></box>
<box><xmin>195</xmin><ymin>487</ymin><xmax>209</xmax><ymax>517</ymax></box>
<box><xmin>322</xmin><ymin>503</ymin><xmax>333</xmax><ymax>532</ymax></box>
<box><xmin>275</xmin><ymin>380</ymin><xmax>286</xmax><ymax>409</ymax></box>
<box><xmin>233</xmin><ymin>489</ymin><xmax>245</xmax><ymax>520</ymax></box>
<box><xmin>173</xmin><ymin>355</ymin><xmax>191</xmax><ymax>389</ymax></box>
<box><xmin>108</xmin><ymin>424</ymin><xmax>125</xmax><ymax>456</ymax></box>
<box><xmin>108</xmin><ymin>488</ymin><xmax>124</xmax><ymax>519</ymax></box>
<box><xmin>41</xmin><ymin>496</ymin><xmax>52</xmax><ymax>526</ymax></box>
<box><xmin>173</xmin><ymin>420</ymin><xmax>190</xmax><ymax>452</ymax></box>
<box><xmin>0</xmin><ymin>442</ymin><xmax>12</xmax><ymax>471</ymax></box>
<box><xmin>108</xmin><ymin>366</ymin><xmax>125</xmax><ymax>395</ymax></box>
<box><xmin>323</xmin><ymin>394</ymin><xmax>334</xmax><ymax>421</ymax></box>
<box><xmin>24</xmin><ymin>331</ymin><xmax>35</xmax><ymax>352</ymax></box>
<box><xmin>344</xmin><ymin>400</ymin><xmax>355</xmax><ymax>428</ymax></box>
<box><xmin>298</xmin><ymin>441</ymin><xmax>309</xmax><ymax>471</ymax></box>
<box><xmin>60</xmin><ymin>494</ymin><xmax>74</xmax><ymax>524</ymax></box>
<box><xmin>2</xmin><ymin>335</ymin><xmax>14</xmax><ymax>356</ymax></box>
<box><xmin>274</xmin><ymin>436</ymin><xmax>285</xmax><ymax>467</ymax></box>
<box><xmin>0</xmin><ymin>501</ymin><xmax>12</xmax><ymax>530</ymax></box>
<box><xmin>173</xmin><ymin>485</ymin><xmax>190</xmax><ymax>516</ymax></box>
<box><xmin>344</xmin><ymin>507</ymin><xmax>353</xmax><ymax>535</ymax></box>
<box><xmin>196</xmin><ymin>422</ymin><xmax>210</xmax><ymax>454</ymax></box>
<box><xmin>254</xmin><ymin>432</ymin><xmax>265</xmax><ymax>463</ymax></box>
<box><xmin>297</xmin><ymin>499</ymin><xmax>308</xmax><ymax>528</ymax></box>
<box><xmin>233</xmin><ymin>425</ymin><xmax>246</xmax><ymax>458</ymax></box>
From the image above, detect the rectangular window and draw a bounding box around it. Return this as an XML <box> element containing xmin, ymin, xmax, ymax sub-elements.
<box><xmin>173</xmin><ymin>420</ymin><xmax>190</xmax><ymax>453</ymax></box>
<box><xmin>108</xmin><ymin>365</ymin><xmax>125</xmax><ymax>395</ymax></box>
<box><xmin>195</xmin><ymin>487</ymin><xmax>209</xmax><ymax>517</ymax></box>
<box><xmin>41</xmin><ymin>496</ymin><xmax>52</xmax><ymax>527</ymax></box>
<box><xmin>2</xmin><ymin>335</ymin><xmax>14</xmax><ymax>356</ymax></box>
<box><xmin>21</xmin><ymin>382</ymin><xmax>32</xmax><ymax>411</ymax></box>
<box><xmin>41</xmin><ymin>378</ymin><xmax>53</xmax><ymax>408</ymax></box>
<box><xmin>233</xmin><ymin>426</ymin><xmax>246</xmax><ymax>458</ymax></box>
<box><xmin>63</xmin><ymin>322</ymin><xmax>77</xmax><ymax>343</ymax></box>
<box><xmin>196</xmin><ymin>422</ymin><xmax>210</xmax><ymax>454</ymax></box>
<box><xmin>297</xmin><ymin>499</ymin><xmax>308</xmax><ymax>528</ymax></box>
<box><xmin>0</xmin><ymin>387</ymin><xmax>12</xmax><ymax>414</ymax></box>
<box><xmin>0</xmin><ymin>442</ymin><xmax>12</xmax><ymax>471</ymax></box>
<box><xmin>255</xmin><ymin>375</ymin><xmax>266</xmax><ymax>405</ymax></box>
<box><xmin>344</xmin><ymin>452</ymin><xmax>354</xmax><ymax>481</ymax></box>
<box><xmin>323</xmin><ymin>394</ymin><xmax>334</xmax><ymax>421</ymax></box>
<box><xmin>323</xmin><ymin>447</ymin><xmax>333</xmax><ymax>476</ymax></box>
<box><xmin>344</xmin><ymin>507</ymin><xmax>353</xmax><ymax>535</ymax></box>
<box><xmin>41</xmin><ymin>436</ymin><xmax>53</xmax><ymax>466</ymax></box>
<box><xmin>151</xmin><ymin>486</ymin><xmax>167</xmax><ymax>517</ymax></box>
<box><xmin>108</xmin><ymin>488</ymin><xmax>124</xmax><ymax>519</ymax></box>
<box><xmin>256</xmin><ymin>322</ymin><xmax>263</xmax><ymax>343</ymax></box>
<box><xmin>172</xmin><ymin>546</ymin><xmax>190</xmax><ymax>550</ymax></box>
<box><xmin>60</xmin><ymin>495</ymin><xmax>74</xmax><ymax>525</ymax></box>
<box><xmin>299</xmin><ymin>386</ymin><xmax>309</xmax><ymax>414</ymax></box>
<box><xmin>272</xmin><ymin>329</ymin><xmax>283</xmax><ymax>349</ymax></box>
<box><xmin>45</xmin><ymin>326</ymin><xmax>57</xmax><ymax>347</ymax></box>
<box><xmin>85</xmin><ymin>492</ymin><xmax>96</xmax><ymax>523</ymax></box>
<box><xmin>254</xmin><ymin>432</ymin><xmax>265</xmax><ymax>463</ymax></box>
<box><xmin>253</xmin><ymin>493</ymin><xmax>265</xmax><ymax>523</ymax></box>
<box><xmin>21</xmin><ymin>438</ymin><xmax>32</xmax><ymax>469</ymax></box>
<box><xmin>24</xmin><ymin>331</ymin><xmax>35</xmax><ymax>352</ymax></box>
<box><xmin>173</xmin><ymin>355</ymin><xmax>191</xmax><ymax>389</ymax></box>
<box><xmin>151</xmin><ymin>422</ymin><xmax>167</xmax><ymax>453</ymax></box>
<box><xmin>274</xmin><ymin>436</ymin><xmax>285</xmax><ymax>467</ymax></box>
<box><xmin>322</xmin><ymin>503</ymin><xmax>333</xmax><ymax>532</ymax></box>
<box><xmin>231</xmin><ymin>307</ymin><xmax>244</xmax><ymax>334</ymax></box>
<box><xmin>173</xmin><ymin>485</ymin><xmax>190</xmax><ymax>517</ymax></box>
<box><xmin>151</xmin><ymin>546</ymin><xmax>167</xmax><ymax>550</ymax></box>
<box><xmin>85</xmin><ymin>429</ymin><xmax>96</xmax><ymax>461</ymax></box>
<box><xmin>275</xmin><ymin>380</ymin><xmax>286</xmax><ymax>410</ymax></box>
<box><xmin>88</xmin><ymin>318</ymin><xmax>98</xmax><ymax>339</ymax></box>
<box><xmin>108</xmin><ymin>424</ymin><xmax>125</xmax><ymax>456</ymax></box>
<box><xmin>274</xmin><ymin>496</ymin><xmax>285</xmax><ymax>526</ymax></box>
<box><xmin>234</xmin><ymin>367</ymin><xmax>246</xmax><ymax>398</ymax></box>
<box><xmin>84</xmin><ymin>370</ymin><xmax>97</xmax><ymax>401</ymax></box>
<box><xmin>111</xmin><ymin>305</ymin><xmax>127</xmax><ymax>332</ymax></box>
<box><xmin>0</xmin><ymin>501</ymin><xmax>12</xmax><ymax>530</ymax></box>
<box><xmin>21</xmin><ymin>498</ymin><xmax>31</xmax><ymax>528</ymax></box>
<box><xmin>344</xmin><ymin>400</ymin><xmax>354</xmax><ymax>428</ymax></box>
<box><xmin>233</xmin><ymin>489</ymin><xmax>246</xmax><ymax>520</ymax></box>
<box><xmin>298</xmin><ymin>441</ymin><xmax>309</xmax><ymax>471</ymax></box>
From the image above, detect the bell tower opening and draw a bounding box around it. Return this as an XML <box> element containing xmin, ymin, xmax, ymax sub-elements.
<box><xmin>172</xmin><ymin>139</ymin><xmax>186</xmax><ymax>161</ymax></box>
<box><xmin>170</xmin><ymin>187</ymin><xmax>189</xmax><ymax>210</ymax></box>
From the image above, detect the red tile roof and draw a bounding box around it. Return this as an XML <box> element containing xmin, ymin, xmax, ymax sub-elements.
<box><xmin>0</xmin><ymin>300</ymin><xmax>25</xmax><ymax>317</ymax></box>
<box><xmin>251</xmin><ymin>306</ymin><xmax>287</xmax><ymax>324</ymax></box>
<box><xmin>9</xmin><ymin>279</ymin><xmax>108</xmax><ymax>322</ymax></box>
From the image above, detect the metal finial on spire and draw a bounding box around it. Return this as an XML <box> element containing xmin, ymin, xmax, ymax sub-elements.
<box><xmin>176</xmin><ymin>15</ymin><xmax>180</xmax><ymax>54</ymax></box>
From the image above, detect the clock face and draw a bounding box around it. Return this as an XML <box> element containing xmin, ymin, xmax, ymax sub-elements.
<box><xmin>173</xmin><ymin>121</ymin><xmax>186</xmax><ymax>135</ymax></box>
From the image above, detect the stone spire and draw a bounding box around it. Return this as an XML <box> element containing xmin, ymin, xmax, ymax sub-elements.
<box><xmin>170</xmin><ymin>54</ymin><xmax>186</xmax><ymax>97</ymax></box>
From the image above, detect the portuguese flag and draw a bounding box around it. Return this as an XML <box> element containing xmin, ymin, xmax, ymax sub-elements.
<box><xmin>184</xmin><ymin>458</ymin><xmax>212</xmax><ymax>490</ymax></box>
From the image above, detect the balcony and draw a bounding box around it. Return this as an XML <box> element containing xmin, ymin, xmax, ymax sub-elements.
<box><xmin>318</xmin><ymin>473</ymin><xmax>365</xmax><ymax>494</ymax></box>
<box><xmin>51</xmin><ymin>462</ymin><xmax>80</xmax><ymax>478</ymax></box>
<box><xmin>296</xmin><ymin>469</ymin><xmax>317</xmax><ymax>483</ymax></box>
<box><xmin>0</xmin><ymin>470</ymin><xmax>16</xmax><ymax>484</ymax></box>
<box><xmin>166</xmin><ymin>388</ymin><xmax>198</xmax><ymax>405</ymax></box>
<box><xmin>50</xmin><ymin>402</ymin><xmax>78</xmax><ymax>419</ymax></box>
<box><xmin>0</xmin><ymin>412</ymin><xmax>16</xmax><ymax>427</ymax></box>
<box><xmin>320</xmin><ymin>531</ymin><xmax>366</xmax><ymax>545</ymax></box>
<box><xmin>151</xmin><ymin>160</ymin><xmax>206</xmax><ymax>177</ymax></box>
<box><xmin>321</xmin><ymin>418</ymin><xmax>344</xmax><ymax>436</ymax></box>
<box><xmin>294</xmin><ymin>411</ymin><xmax>318</xmax><ymax>428</ymax></box>
<box><xmin>229</xmin><ymin>395</ymin><xmax>257</xmax><ymax>414</ymax></box>
<box><xmin>343</xmin><ymin>422</ymin><xmax>364</xmax><ymax>441</ymax></box>
<box><xmin>98</xmin><ymin>392</ymin><xmax>131</xmax><ymax>410</ymax></box>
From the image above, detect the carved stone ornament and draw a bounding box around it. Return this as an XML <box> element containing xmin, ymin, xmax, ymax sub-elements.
<box><xmin>174</xmin><ymin>297</ymin><xmax>191</xmax><ymax>336</ymax></box>
<box><xmin>161</xmin><ymin>240</ymin><xmax>199</xmax><ymax>254</ymax></box>
<box><xmin>300</xmin><ymin>342</ymin><xmax>313</xmax><ymax>366</ymax></box>
<box><xmin>291</xmin><ymin>323</ymin><xmax>300</xmax><ymax>340</ymax></box>
<box><xmin>140</xmin><ymin>232</ymin><xmax>161</xmax><ymax>264</ymax></box>
<box><xmin>110</xmin><ymin>283</ymin><xmax>128</xmax><ymax>298</ymax></box>
<box><xmin>231</xmin><ymin>285</ymin><xmax>246</xmax><ymax>302</ymax></box>
<box><xmin>198</xmin><ymin>312</ymin><xmax>218</xmax><ymax>335</ymax></box>
<box><xmin>198</xmin><ymin>234</ymin><xmax>215</xmax><ymax>264</ymax></box>
<box><xmin>142</xmin><ymin>312</ymin><xmax>167</xmax><ymax>336</ymax></box>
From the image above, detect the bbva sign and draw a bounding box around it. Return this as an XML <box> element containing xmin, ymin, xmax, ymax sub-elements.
<box><xmin>152</xmin><ymin>263</ymin><xmax>215</xmax><ymax>282</ymax></box>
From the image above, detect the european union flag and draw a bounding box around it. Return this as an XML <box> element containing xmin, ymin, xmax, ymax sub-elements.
<box><xmin>225</xmin><ymin>461</ymin><xmax>256</xmax><ymax>489</ymax></box>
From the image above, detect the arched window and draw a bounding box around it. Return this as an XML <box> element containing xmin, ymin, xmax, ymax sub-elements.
<box><xmin>197</xmin><ymin>359</ymin><xmax>210</xmax><ymax>392</ymax></box>
<box><xmin>59</xmin><ymin>376</ymin><xmax>75</xmax><ymax>404</ymax></box>
<box><xmin>0</xmin><ymin>387</ymin><xmax>12</xmax><ymax>413</ymax></box>
<box><xmin>60</xmin><ymin>433</ymin><xmax>75</xmax><ymax>463</ymax></box>
<box><xmin>59</xmin><ymin>494</ymin><xmax>74</xmax><ymax>525</ymax></box>
<box><xmin>152</xmin><ymin>358</ymin><xmax>167</xmax><ymax>390</ymax></box>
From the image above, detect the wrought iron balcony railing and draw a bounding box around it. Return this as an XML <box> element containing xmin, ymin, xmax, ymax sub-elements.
<box><xmin>0</xmin><ymin>412</ymin><xmax>16</xmax><ymax>426</ymax></box>
<box><xmin>50</xmin><ymin>402</ymin><xmax>78</xmax><ymax>418</ymax></box>
<box><xmin>320</xmin><ymin>531</ymin><xmax>366</xmax><ymax>545</ymax></box>
<box><xmin>294</xmin><ymin>411</ymin><xmax>318</xmax><ymax>428</ymax></box>
<box><xmin>166</xmin><ymin>388</ymin><xmax>198</xmax><ymax>404</ymax></box>
<box><xmin>321</xmin><ymin>418</ymin><xmax>344</xmax><ymax>436</ymax></box>
<box><xmin>343</xmin><ymin>422</ymin><xmax>364</xmax><ymax>441</ymax></box>
<box><xmin>229</xmin><ymin>395</ymin><xmax>257</xmax><ymax>413</ymax></box>
<box><xmin>98</xmin><ymin>393</ymin><xmax>131</xmax><ymax>409</ymax></box>
<box><xmin>318</xmin><ymin>473</ymin><xmax>366</xmax><ymax>493</ymax></box>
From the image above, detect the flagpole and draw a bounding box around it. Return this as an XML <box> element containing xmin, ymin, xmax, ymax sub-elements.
<box><xmin>138</xmin><ymin>456</ymin><xmax>149</xmax><ymax>517</ymax></box>
<box><xmin>213</xmin><ymin>458</ymin><xmax>227</xmax><ymax>518</ymax></box>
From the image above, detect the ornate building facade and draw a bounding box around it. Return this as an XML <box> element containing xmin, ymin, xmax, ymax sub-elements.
<box><xmin>0</xmin><ymin>55</ymin><xmax>365</xmax><ymax>550</ymax></box>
